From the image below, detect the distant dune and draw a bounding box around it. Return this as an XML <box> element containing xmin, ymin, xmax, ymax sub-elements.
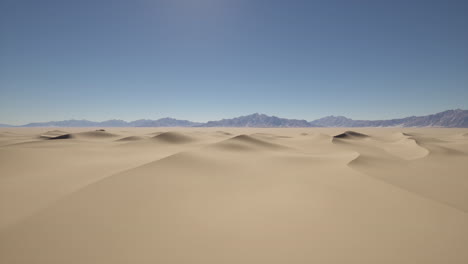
<box><xmin>39</xmin><ymin>130</ymin><xmax>73</xmax><ymax>140</ymax></box>
<box><xmin>73</xmin><ymin>130</ymin><xmax>119</xmax><ymax>138</ymax></box>
<box><xmin>212</xmin><ymin>134</ymin><xmax>287</xmax><ymax>151</ymax></box>
<box><xmin>116</xmin><ymin>136</ymin><xmax>145</xmax><ymax>142</ymax></box>
<box><xmin>1</xmin><ymin>127</ymin><xmax>468</xmax><ymax>264</ymax></box>
<box><xmin>151</xmin><ymin>131</ymin><xmax>195</xmax><ymax>144</ymax></box>
<box><xmin>333</xmin><ymin>130</ymin><xmax>370</xmax><ymax>139</ymax></box>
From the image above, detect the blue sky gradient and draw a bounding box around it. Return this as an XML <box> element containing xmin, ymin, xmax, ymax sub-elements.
<box><xmin>1</xmin><ymin>0</ymin><xmax>467</xmax><ymax>124</ymax></box>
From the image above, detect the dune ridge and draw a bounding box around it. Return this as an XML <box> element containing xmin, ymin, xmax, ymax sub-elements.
<box><xmin>333</xmin><ymin>130</ymin><xmax>369</xmax><ymax>139</ymax></box>
<box><xmin>39</xmin><ymin>130</ymin><xmax>73</xmax><ymax>140</ymax></box>
<box><xmin>74</xmin><ymin>130</ymin><xmax>119</xmax><ymax>138</ymax></box>
<box><xmin>151</xmin><ymin>131</ymin><xmax>195</xmax><ymax>144</ymax></box>
<box><xmin>116</xmin><ymin>136</ymin><xmax>145</xmax><ymax>142</ymax></box>
<box><xmin>211</xmin><ymin>134</ymin><xmax>288</xmax><ymax>151</ymax></box>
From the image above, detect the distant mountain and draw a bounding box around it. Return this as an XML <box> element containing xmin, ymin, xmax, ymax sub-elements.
<box><xmin>309</xmin><ymin>116</ymin><xmax>355</xmax><ymax>127</ymax></box>
<box><xmin>1</xmin><ymin>109</ymin><xmax>467</xmax><ymax>128</ymax></box>
<box><xmin>309</xmin><ymin>109</ymin><xmax>468</xmax><ymax>127</ymax></box>
<box><xmin>20</xmin><ymin>118</ymin><xmax>199</xmax><ymax>127</ymax></box>
<box><xmin>98</xmin><ymin>120</ymin><xmax>129</xmax><ymax>127</ymax></box>
<box><xmin>22</xmin><ymin>119</ymin><xmax>100</xmax><ymax>127</ymax></box>
<box><xmin>129</xmin><ymin>118</ymin><xmax>201</xmax><ymax>127</ymax></box>
<box><xmin>201</xmin><ymin>113</ymin><xmax>313</xmax><ymax>127</ymax></box>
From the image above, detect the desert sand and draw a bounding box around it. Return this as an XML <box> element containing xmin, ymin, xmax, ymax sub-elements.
<box><xmin>0</xmin><ymin>127</ymin><xmax>467</xmax><ymax>263</ymax></box>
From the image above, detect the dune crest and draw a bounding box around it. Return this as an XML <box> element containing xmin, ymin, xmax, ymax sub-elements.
<box><xmin>39</xmin><ymin>130</ymin><xmax>73</xmax><ymax>140</ymax></box>
<box><xmin>383</xmin><ymin>137</ymin><xmax>430</xmax><ymax>160</ymax></box>
<box><xmin>116</xmin><ymin>136</ymin><xmax>145</xmax><ymax>142</ymax></box>
<box><xmin>333</xmin><ymin>131</ymin><xmax>369</xmax><ymax>139</ymax></box>
<box><xmin>74</xmin><ymin>131</ymin><xmax>119</xmax><ymax>138</ymax></box>
<box><xmin>152</xmin><ymin>131</ymin><xmax>195</xmax><ymax>144</ymax></box>
<box><xmin>212</xmin><ymin>134</ymin><xmax>287</xmax><ymax>151</ymax></box>
<box><xmin>215</xmin><ymin>131</ymin><xmax>233</xmax><ymax>136</ymax></box>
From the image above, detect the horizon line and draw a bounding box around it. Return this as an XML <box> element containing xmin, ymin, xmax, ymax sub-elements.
<box><xmin>1</xmin><ymin>109</ymin><xmax>466</xmax><ymax>127</ymax></box>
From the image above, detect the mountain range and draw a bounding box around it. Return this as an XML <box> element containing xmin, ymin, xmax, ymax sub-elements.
<box><xmin>309</xmin><ymin>109</ymin><xmax>468</xmax><ymax>128</ymax></box>
<box><xmin>2</xmin><ymin>109</ymin><xmax>467</xmax><ymax>128</ymax></box>
<box><xmin>18</xmin><ymin>118</ymin><xmax>202</xmax><ymax>128</ymax></box>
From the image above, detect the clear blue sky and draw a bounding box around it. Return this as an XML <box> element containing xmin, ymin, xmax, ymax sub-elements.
<box><xmin>1</xmin><ymin>0</ymin><xmax>467</xmax><ymax>124</ymax></box>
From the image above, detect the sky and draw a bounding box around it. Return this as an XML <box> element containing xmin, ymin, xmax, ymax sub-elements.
<box><xmin>1</xmin><ymin>0</ymin><xmax>467</xmax><ymax>125</ymax></box>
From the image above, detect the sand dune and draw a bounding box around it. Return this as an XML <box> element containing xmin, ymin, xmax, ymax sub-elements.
<box><xmin>382</xmin><ymin>133</ymin><xmax>429</xmax><ymax>160</ymax></box>
<box><xmin>215</xmin><ymin>130</ymin><xmax>233</xmax><ymax>136</ymax></box>
<box><xmin>333</xmin><ymin>130</ymin><xmax>370</xmax><ymax>139</ymax></box>
<box><xmin>152</xmin><ymin>131</ymin><xmax>195</xmax><ymax>144</ymax></box>
<box><xmin>0</xmin><ymin>127</ymin><xmax>468</xmax><ymax>263</ymax></box>
<box><xmin>116</xmin><ymin>136</ymin><xmax>146</xmax><ymax>142</ymax></box>
<box><xmin>74</xmin><ymin>130</ymin><xmax>119</xmax><ymax>138</ymax></box>
<box><xmin>40</xmin><ymin>132</ymin><xmax>73</xmax><ymax>140</ymax></box>
<box><xmin>212</xmin><ymin>134</ymin><xmax>288</xmax><ymax>151</ymax></box>
<box><xmin>39</xmin><ymin>130</ymin><xmax>72</xmax><ymax>139</ymax></box>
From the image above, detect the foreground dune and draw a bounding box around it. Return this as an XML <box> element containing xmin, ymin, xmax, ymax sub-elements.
<box><xmin>1</xmin><ymin>127</ymin><xmax>468</xmax><ymax>263</ymax></box>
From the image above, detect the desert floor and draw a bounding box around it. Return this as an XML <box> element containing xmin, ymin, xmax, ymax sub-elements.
<box><xmin>1</xmin><ymin>127</ymin><xmax>468</xmax><ymax>263</ymax></box>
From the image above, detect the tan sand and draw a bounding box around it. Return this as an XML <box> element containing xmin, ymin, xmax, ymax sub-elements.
<box><xmin>0</xmin><ymin>127</ymin><xmax>467</xmax><ymax>263</ymax></box>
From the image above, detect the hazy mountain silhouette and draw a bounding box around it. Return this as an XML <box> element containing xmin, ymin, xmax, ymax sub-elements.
<box><xmin>22</xmin><ymin>120</ymin><xmax>99</xmax><ymax>127</ymax></box>
<box><xmin>129</xmin><ymin>118</ymin><xmax>202</xmax><ymax>127</ymax></box>
<box><xmin>310</xmin><ymin>109</ymin><xmax>468</xmax><ymax>127</ymax></box>
<box><xmin>20</xmin><ymin>118</ymin><xmax>200</xmax><ymax>128</ymax></box>
<box><xmin>4</xmin><ymin>109</ymin><xmax>468</xmax><ymax>128</ymax></box>
<box><xmin>201</xmin><ymin>113</ymin><xmax>313</xmax><ymax>127</ymax></box>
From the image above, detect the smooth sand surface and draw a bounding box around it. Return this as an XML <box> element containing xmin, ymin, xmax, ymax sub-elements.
<box><xmin>1</xmin><ymin>127</ymin><xmax>468</xmax><ymax>263</ymax></box>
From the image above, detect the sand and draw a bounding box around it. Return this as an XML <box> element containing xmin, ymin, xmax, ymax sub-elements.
<box><xmin>0</xmin><ymin>127</ymin><xmax>467</xmax><ymax>263</ymax></box>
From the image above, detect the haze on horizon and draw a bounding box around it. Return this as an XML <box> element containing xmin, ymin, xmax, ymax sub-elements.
<box><xmin>1</xmin><ymin>0</ymin><xmax>467</xmax><ymax>125</ymax></box>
